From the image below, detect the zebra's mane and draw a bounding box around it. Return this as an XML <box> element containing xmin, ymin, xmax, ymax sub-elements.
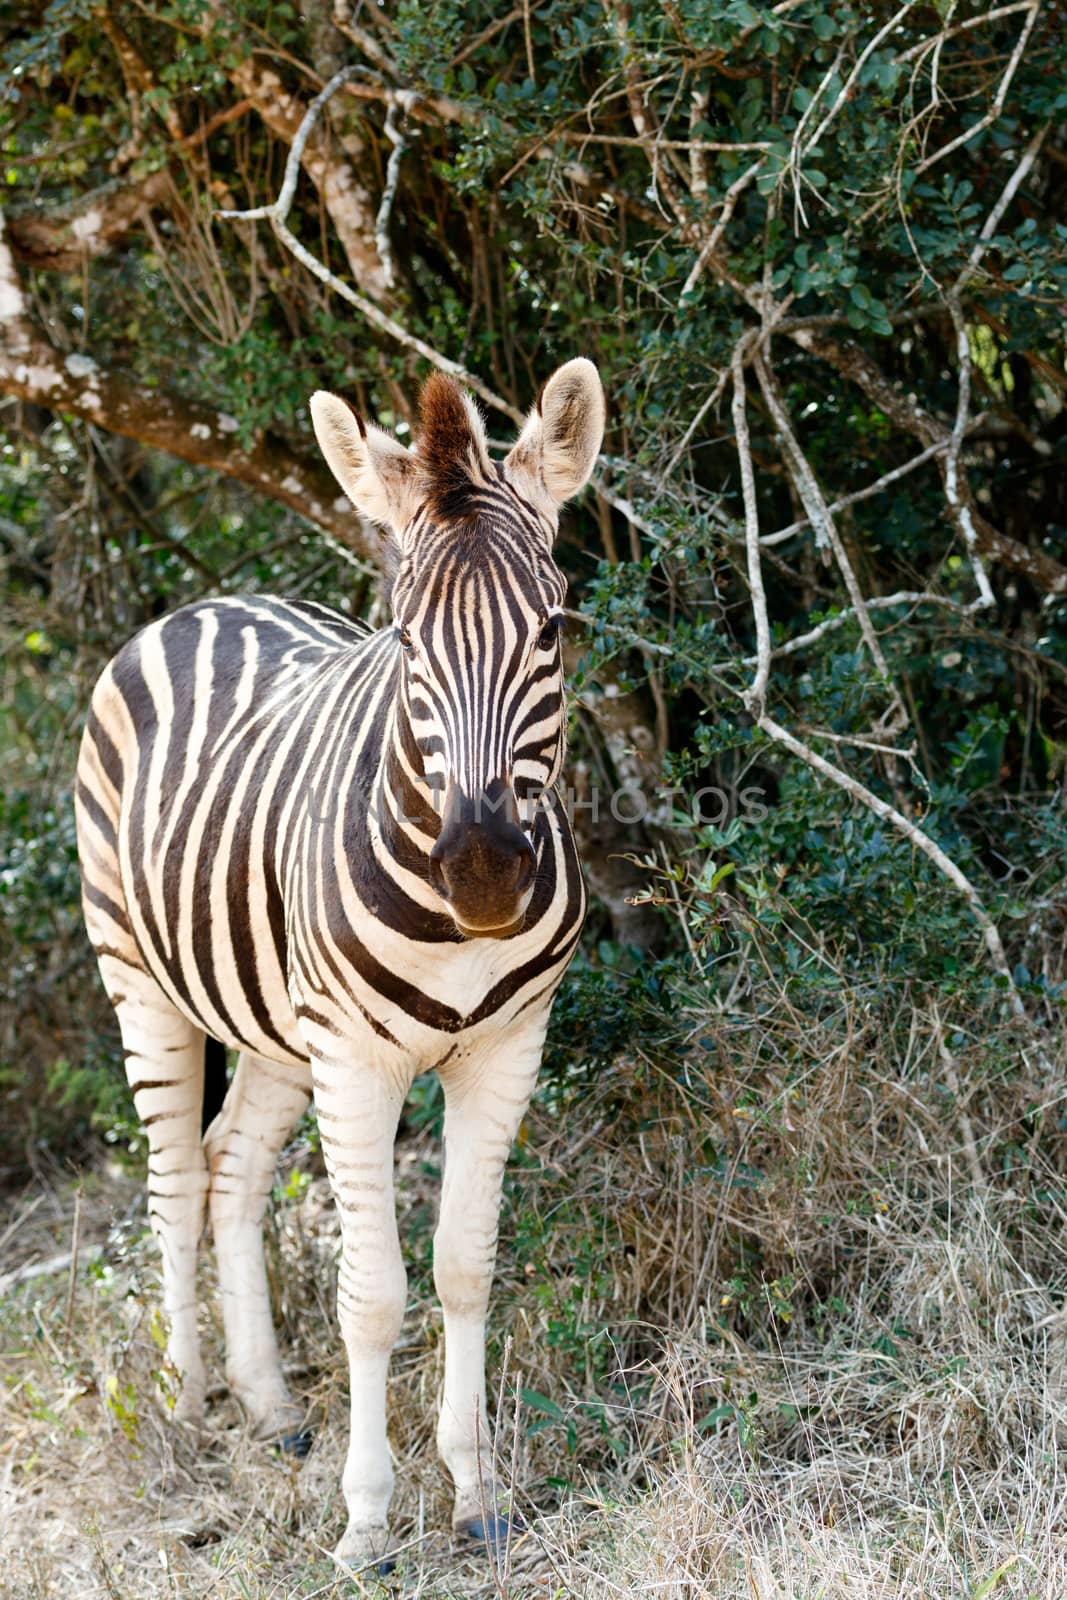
<box><xmin>414</xmin><ymin>373</ymin><xmax>495</xmax><ymax>527</ymax></box>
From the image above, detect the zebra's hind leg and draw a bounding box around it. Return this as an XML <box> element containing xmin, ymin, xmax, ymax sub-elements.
<box><xmin>103</xmin><ymin>958</ymin><xmax>212</xmax><ymax>1427</ymax></box>
<box><xmin>204</xmin><ymin>1050</ymin><xmax>312</xmax><ymax>1443</ymax></box>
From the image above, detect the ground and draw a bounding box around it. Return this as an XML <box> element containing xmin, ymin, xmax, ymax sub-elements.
<box><xmin>2</xmin><ymin>1038</ymin><xmax>1065</xmax><ymax>1599</ymax></box>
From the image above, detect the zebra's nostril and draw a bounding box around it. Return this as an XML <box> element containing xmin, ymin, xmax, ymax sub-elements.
<box><xmin>514</xmin><ymin>841</ymin><xmax>536</xmax><ymax>895</ymax></box>
<box><xmin>428</xmin><ymin>854</ymin><xmax>449</xmax><ymax>897</ymax></box>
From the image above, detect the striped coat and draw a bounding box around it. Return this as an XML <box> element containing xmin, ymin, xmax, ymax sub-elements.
<box><xmin>75</xmin><ymin>359</ymin><xmax>605</xmax><ymax>1566</ymax></box>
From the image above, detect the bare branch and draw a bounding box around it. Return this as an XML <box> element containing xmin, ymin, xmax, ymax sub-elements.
<box><xmin>6</xmin><ymin>172</ymin><xmax>172</xmax><ymax>273</ymax></box>
<box><xmin>217</xmin><ymin>68</ymin><xmax>524</xmax><ymax>425</ymax></box>
<box><xmin>681</xmin><ymin>157</ymin><xmax>766</xmax><ymax>301</ymax></box>
<box><xmin>944</xmin><ymin>295</ymin><xmax>996</xmax><ymax>609</ymax></box>
<box><xmin>754</xmin><ymin>348</ymin><xmax>910</xmax><ymax>732</ymax></box>
<box><xmin>756</xmin><ymin>711</ymin><xmax>1027</xmax><ymax>1017</ymax></box>
<box><xmin>523</xmin><ymin>0</ymin><xmax>536</xmax><ymax>81</ymax></box>
<box><xmin>340</xmin><ymin>78</ymin><xmax>477</xmax><ymax>126</ymax></box>
<box><xmin>787</xmin><ymin>328</ymin><xmax>1067</xmax><ymax>594</ymax></box>
<box><xmin>571</xmin><ymin>556</ymin><xmax>1035</xmax><ymax>1015</ymax></box>
<box><xmin>802</xmin><ymin>725</ymin><xmax>925</xmax><ymax>775</ymax></box>
<box><xmin>731</xmin><ymin>342</ymin><xmax>770</xmax><ymax>715</ymax></box>
<box><xmin>757</xmin><ymin>590</ymin><xmax>975</xmax><ymax>660</ymax></box>
<box><xmin>785</xmin><ymin>38</ymin><xmax>849</xmax><ymax>228</ymax></box>
<box><xmin>4</xmin><ymin>97</ymin><xmax>262</xmax><ymax>275</ymax></box>
<box><xmin>957</xmin><ymin>119</ymin><xmax>1051</xmax><ymax>287</ymax></box>
<box><xmin>331</xmin><ymin>0</ymin><xmax>397</xmax><ymax>75</ymax></box>
<box><xmin>203</xmin><ymin>25</ymin><xmax>393</xmax><ymax>302</ymax></box>
<box><xmin>279</xmin><ymin>64</ymin><xmax>365</xmax><ymax>219</ymax></box>
<box><xmin>762</xmin><ymin>441</ymin><xmax>950</xmax><ymax>546</ymax></box>
<box><xmin>895</xmin><ymin>1</ymin><xmax>1035</xmax><ymax>62</ymax></box>
<box><xmin>802</xmin><ymin>2</ymin><xmax>919</xmax><ymax>157</ymax></box>
<box><xmin>914</xmin><ymin>2</ymin><xmax>1041</xmax><ymax>175</ymax></box>
<box><xmin>688</xmin><ymin>82</ymin><xmax>710</xmax><ymax>197</ymax></box>
<box><xmin>0</xmin><ymin>210</ymin><xmax>376</xmax><ymax>557</ymax></box>
<box><xmin>609</xmin><ymin>0</ymin><xmax>690</xmax><ymax>228</ymax></box>
<box><xmin>561</xmin><ymin>133</ymin><xmax>772</xmax><ymax>153</ymax></box>
<box><xmin>141</xmin><ymin>175</ymin><xmax>261</xmax><ymax>348</ymax></box>
<box><xmin>374</xmin><ymin>100</ymin><xmax>408</xmax><ymax>292</ymax></box>
<box><xmin>589</xmin><ymin>479</ymin><xmax>662</xmax><ymax>544</ymax></box>
<box><xmin>660</xmin><ymin>364</ymin><xmax>732</xmax><ymax>487</ymax></box>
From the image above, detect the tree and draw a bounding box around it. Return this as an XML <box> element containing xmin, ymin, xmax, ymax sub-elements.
<box><xmin>2</xmin><ymin>1</ymin><xmax>1065</xmax><ymax>1172</ymax></box>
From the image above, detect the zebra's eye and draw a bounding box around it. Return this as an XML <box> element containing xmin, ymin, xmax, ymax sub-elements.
<box><xmin>398</xmin><ymin>626</ymin><xmax>414</xmax><ymax>654</ymax></box>
<box><xmin>537</xmin><ymin>617</ymin><xmax>562</xmax><ymax>652</ymax></box>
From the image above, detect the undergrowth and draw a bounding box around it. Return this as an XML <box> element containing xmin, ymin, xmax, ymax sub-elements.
<box><xmin>2</xmin><ymin>964</ymin><xmax>1065</xmax><ymax>1599</ymax></box>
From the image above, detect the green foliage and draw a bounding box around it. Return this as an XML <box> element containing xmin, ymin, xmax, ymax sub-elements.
<box><xmin>0</xmin><ymin>0</ymin><xmax>1065</xmax><ymax>1236</ymax></box>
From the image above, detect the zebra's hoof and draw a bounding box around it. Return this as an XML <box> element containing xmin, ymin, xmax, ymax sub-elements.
<box><xmin>335</xmin><ymin>1524</ymin><xmax>395</xmax><ymax>1578</ymax></box>
<box><xmin>457</xmin><ymin>1510</ymin><xmax>525</xmax><ymax>1550</ymax></box>
<box><xmin>272</xmin><ymin>1427</ymin><xmax>313</xmax><ymax>1459</ymax></box>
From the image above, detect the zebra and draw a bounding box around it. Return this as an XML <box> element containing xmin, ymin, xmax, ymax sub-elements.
<box><xmin>74</xmin><ymin>358</ymin><xmax>605</xmax><ymax>1567</ymax></box>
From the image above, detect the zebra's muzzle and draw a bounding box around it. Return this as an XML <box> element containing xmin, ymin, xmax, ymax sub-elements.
<box><xmin>428</xmin><ymin>777</ymin><xmax>537</xmax><ymax>937</ymax></box>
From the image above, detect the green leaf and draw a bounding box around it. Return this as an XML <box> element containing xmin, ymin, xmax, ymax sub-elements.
<box><xmin>970</xmin><ymin>1559</ymin><xmax>1020</xmax><ymax>1600</ymax></box>
<box><xmin>520</xmin><ymin>1388</ymin><xmax>564</xmax><ymax>1418</ymax></box>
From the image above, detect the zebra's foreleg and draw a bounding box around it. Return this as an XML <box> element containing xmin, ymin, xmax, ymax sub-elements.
<box><xmin>105</xmin><ymin>959</ymin><xmax>211</xmax><ymax>1427</ymax></box>
<box><xmin>311</xmin><ymin>1052</ymin><xmax>411</xmax><ymax>1565</ymax></box>
<box><xmin>204</xmin><ymin>1051</ymin><xmax>312</xmax><ymax>1442</ymax></box>
<box><xmin>433</xmin><ymin>1024</ymin><xmax>546</xmax><ymax>1540</ymax></box>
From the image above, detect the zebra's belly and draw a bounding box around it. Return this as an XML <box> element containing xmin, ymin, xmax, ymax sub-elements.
<box><xmin>118</xmin><ymin>846</ymin><xmax>311</xmax><ymax>1067</ymax></box>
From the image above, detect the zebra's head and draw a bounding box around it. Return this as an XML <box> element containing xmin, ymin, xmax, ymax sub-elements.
<box><xmin>309</xmin><ymin>359</ymin><xmax>605</xmax><ymax>938</ymax></box>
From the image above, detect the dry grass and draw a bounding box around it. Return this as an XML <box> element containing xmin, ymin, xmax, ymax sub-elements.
<box><xmin>2</xmin><ymin>992</ymin><xmax>1065</xmax><ymax>1599</ymax></box>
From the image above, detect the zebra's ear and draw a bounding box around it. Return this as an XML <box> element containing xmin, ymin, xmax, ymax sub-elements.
<box><xmin>505</xmin><ymin>358</ymin><xmax>605</xmax><ymax>510</ymax></box>
<box><xmin>309</xmin><ymin>391</ymin><xmax>420</xmax><ymax>533</ymax></box>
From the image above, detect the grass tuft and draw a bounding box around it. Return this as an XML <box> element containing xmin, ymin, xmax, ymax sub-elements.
<box><xmin>1</xmin><ymin>989</ymin><xmax>1064</xmax><ymax>1597</ymax></box>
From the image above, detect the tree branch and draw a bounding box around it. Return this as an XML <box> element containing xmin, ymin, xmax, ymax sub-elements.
<box><xmin>609</xmin><ymin>0</ymin><xmax>691</xmax><ymax>228</ymax></box>
<box><xmin>761</xmin><ymin>440</ymin><xmax>950</xmax><ymax>546</ymax></box>
<box><xmin>914</xmin><ymin>1</ymin><xmax>1041</xmax><ymax>175</ymax></box>
<box><xmin>373</xmin><ymin>98</ymin><xmax>407</xmax><ymax>292</ymax></box>
<box><xmin>217</xmin><ymin>67</ymin><xmax>525</xmax><ymax>425</ymax></box>
<box><xmin>5</xmin><ymin>97</ymin><xmax>264</xmax><ymax>275</ymax></box>
<box><xmin>201</xmin><ymin>10</ymin><xmax>393</xmax><ymax>304</ymax></box>
<box><xmin>756</xmin><ymin>711</ymin><xmax>1027</xmax><ymax>1019</ymax></box>
<box><xmin>753</xmin><ymin>590</ymin><xmax>974</xmax><ymax>660</ymax></box>
<box><xmin>681</xmin><ymin>156</ymin><xmax>766</xmax><ymax>301</ymax></box>
<box><xmin>5</xmin><ymin>172</ymin><xmax>173</xmax><ymax>273</ymax></box>
<box><xmin>754</xmin><ymin>346</ymin><xmax>911</xmax><ymax>733</ymax></box>
<box><xmin>731</xmin><ymin>342</ymin><xmax>770</xmax><ymax>714</ymax></box>
<box><xmin>944</xmin><ymin>295</ymin><xmax>996</xmax><ymax>608</ymax></box>
<box><xmin>787</xmin><ymin>328</ymin><xmax>1067</xmax><ymax>594</ymax></box>
<box><xmin>957</xmin><ymin>119</ymin><xmax>1051</xmax><ymax>288</ymax></box>
<box><xmin>0</xmin><ymin>212</ymin><xmax>376</xmax><ymax>560</ymax></box>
